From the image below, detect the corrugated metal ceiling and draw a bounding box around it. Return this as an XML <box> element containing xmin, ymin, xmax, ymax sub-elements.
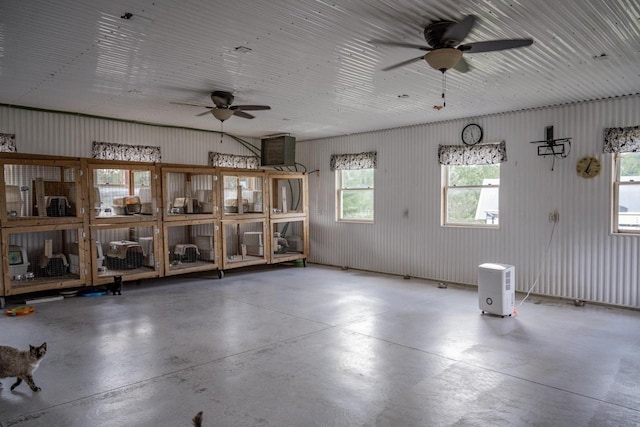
<box><xmin>1</xmin><ymin>0</ymin><xmax>639</xmax><ymax>141</ymax></box>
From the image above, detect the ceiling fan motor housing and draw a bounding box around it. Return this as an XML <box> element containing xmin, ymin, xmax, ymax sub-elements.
<box><xmin>424</xmin><ymin>20</ymin><xmax>458</xmax><ymax>48</ymax></box>
<box><xmin>211</xmin><ymin>91</ymin><xmax>235</xmax><ymax>108</ymax></box>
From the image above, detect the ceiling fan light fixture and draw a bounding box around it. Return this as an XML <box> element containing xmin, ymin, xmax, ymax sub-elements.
<box><xmin>424</xmin><ymin>48</ymin><xmax>463</xmax><ymax>72</ymax></box>
<box><xmin>212</xmin><ymin>109</ymin><xmax>234</xmax><ymax>122</ymax></box>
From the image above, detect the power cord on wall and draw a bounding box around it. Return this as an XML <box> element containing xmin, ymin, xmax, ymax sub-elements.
<box><xmin>513</xmin><ymin>219</ymin><xmax>558</xmax><ymax>314</ymax></box>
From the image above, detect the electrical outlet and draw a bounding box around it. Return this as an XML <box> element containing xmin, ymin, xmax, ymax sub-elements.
<box><xmin>548</xmin><ymin>210</ymin><xmax>559</xmax><ymax>223</ymax></box>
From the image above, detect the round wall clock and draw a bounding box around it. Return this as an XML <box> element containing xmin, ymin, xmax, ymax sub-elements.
<box><xmin>576</xmin><ymin>156</ymin><xmax>601</xmax><ymax>178</ymax></box>
<box><xmin>462</xmin><ymin>123</ymin><xmax>483</xmax><ymax>146</ymax></box>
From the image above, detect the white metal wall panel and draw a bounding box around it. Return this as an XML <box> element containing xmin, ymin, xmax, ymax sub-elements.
<box><xmin>298</xmin><ymin>95</ymin><xmax>640</xmax><ymax>308</ymax></box>
<box><xmin>1</xmin><ymin>98</ymin><xmax>639</xmax><ymax>307</ymax></box>
<box><xmin>0</xmin><ymin>106</ymin><xmax>260</xmax><ymax>163</ymax></box>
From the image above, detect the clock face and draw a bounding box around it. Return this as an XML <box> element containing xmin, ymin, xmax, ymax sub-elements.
<box><xmin>576</xmin><ymin>156</ymin><xmax>601</xmax><ymax>178</ymax></box>
<box><xmin>462</xmin><ymin>124</ymin><xmax>483</xmax><ymax>146</ymax></box>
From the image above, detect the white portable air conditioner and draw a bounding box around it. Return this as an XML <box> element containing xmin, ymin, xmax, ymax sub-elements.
<box><xmin>478</xmin><ymin>263</ymin><xmax>515</xmax><ymax>317</ymax></box>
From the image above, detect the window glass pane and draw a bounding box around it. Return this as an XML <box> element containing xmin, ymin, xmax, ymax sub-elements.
<box><xmin>449</xmin><ymin>164</ymin><xmax>499</xmax><ymax>186</ymax></box>
<box><xmin>133</xmin><ymin>170</ymin><xmax>150</xmax><ymax>187</ymax></box>
<box><xmin>94</xmin><ymin>169</ymin><xmax>129</xmax><ymax>210</ymax></box>
<box><xmin>341</xmin><ymin>169</ymin><xmax>373</xmax><ymax>188</ymax></box>
<box><xmin>340</xmin><ymin>190</ymin><xmax>373</xmax><ymax>220</ymax></box>
<box><xmin>620</xmin><ymin>152</ymin><xmax>640</xmax><ymax>182</ymax></box>
<box><xmin>618</xmin><ymin>183</ymin><xmax>640</xmax><ymax>230</ymax></box>
<box><xmin>95</xmin><ymin>169</ymin><xmax>127</xmax><ymax>186</ymax></box>
<box><xmin>446</xmin><ymin>187</ymin><xmax>499</xmax><ymax>225</ymax></box>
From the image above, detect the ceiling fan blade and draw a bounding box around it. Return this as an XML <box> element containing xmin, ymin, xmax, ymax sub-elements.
<box><xmin>369</xmin><ymin>40</ymin><xmax>432</xmax><ymax>51</ymax></box>
<box><xmin>442</xmin><ymin>15</ymin><xmax>476</xmax><ymax>44</ymax></box>
<box><xmin>233</xmin><ymin>110</ymin><xmax>255</xmax><ymax>119</ymax></box>
<box><xmin>230</xmin><ymin>105</ymin><xmax>271</xmax><ymax>111</ymax></box>
<box><xmin>452</xmin><ymin>56</ymin><xmax>470</xmax><ymax>73</ymax></box>
<box><xmin>196</xmin><ymin>108</ymin><xmax>213</xmax><ymax>117</ymax></box>
<box><xmin>171</xmin><ymin>101</ymin><xmax>212</xmax><ymax>108</ymax></box>
<box><xmin>381</xmin><ymin>55</ymin><xmax>425</xmax><ymax>71</ymax></box>
<box><xmin>459</xmin><ymin>38</ymin><xmax>533</xmax><ymax>53</ymax></box>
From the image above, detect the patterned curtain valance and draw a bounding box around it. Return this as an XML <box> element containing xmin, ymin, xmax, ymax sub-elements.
<box><xmin>92</xmin><ymin>141</ymin><xmax>161</xmax><ymax>162</ymax></box>
<box><xmin>330</xmin><ymin>151</ymin><xmax>377</xmax><ymax>171</ymax></box>
<box><xmin>438</xmin><ymin>141</ymin><xmax>507</xmax><ymax>166</ymax></box>
<box><xmin>208</xmin><ymin>152</ymin><xmax>259</xmax><ymax>169</ymax></box>
<box><xmin>0</xmin><ymin>133</ymin><xmax>17</xmax><ymax>153</ymax></box>
<box><xmin>603</xmin><ymin>126</ymin><xmax>640</xmax><ymax>153</ymax></box>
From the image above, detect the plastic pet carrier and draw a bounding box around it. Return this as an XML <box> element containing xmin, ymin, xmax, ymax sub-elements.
<box><xmin>45</xmin><ymin>196</ymin><xmax>70</xmax><ymax>217</ymax></box>
<box><xmin>173</xmin><ymin>244</ymin><xmax>200</xmax><ymax>263</ymax></box>
<box><xmin>106</xmin><ymin>240</ymin><xmax>144</xmax><ymax>270</ymax></box>
<box><xmin>39</xmin><ymin>254</ymin><xmax>69</xmax><ymax>276</ymax></box>
<box><xmin>112</xmin><ymin>196</ymin><xmax>142</xmax><ymax>215</ymax></box>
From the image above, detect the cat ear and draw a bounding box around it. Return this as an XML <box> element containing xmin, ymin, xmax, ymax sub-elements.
<box><xmin>42</xmin><ymin>343</ymin><xmax>47</xmax><ymax>350</ymax></box>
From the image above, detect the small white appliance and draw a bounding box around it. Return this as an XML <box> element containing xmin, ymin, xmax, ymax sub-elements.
<box><xmin>195</xmin><ymin>235</ymin><xmax>215</xmax><ymax>261</ymax></box>
<box><xmin>286</xmin><ymin>235</ymin><xmax>303</xmax><ymax>252</ymax></box>
<box><xmin>138</xmin><ymin>237</ymin><xmax>155</xmax><ymax>267</ymax></box>
<box><xmin>478</xmin><ymin>263</ymin><xmax>515</xmax><ymax>317</ymax></box>
<box><xmin>8</xmin><ymin>245</ymin><xmax>29</xmax><ymax>279</ymax></box>
<box><xmin>5</xmin><ymin>185</ymin><xmax>22</xmax><ymax>216</ymax></box>
<box><xmin>242</xmin><ymin>231</ymin><xmax>264</xmax><ymax>256</ymax></box>
<box><xmin>96</xmin><ymin>241</ymin><xmax>107</xmax><ymax>272</ymax></box>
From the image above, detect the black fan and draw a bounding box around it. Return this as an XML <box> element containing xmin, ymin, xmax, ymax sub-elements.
<box><xmin>174</xmin><ymin>90</ymin><xmax>270</xmax><ymax>122</ymax></box>
<box><xmin>371</xmin><ymin>15</ymin><xmax>533</xmax><ymax>73</ymax></box>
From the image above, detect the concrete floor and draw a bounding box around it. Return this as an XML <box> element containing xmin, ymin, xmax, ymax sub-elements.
<box><xmin>1</xmin><ymin>264</ymin><xmax>639</xmax><ymax>426</ymax></box>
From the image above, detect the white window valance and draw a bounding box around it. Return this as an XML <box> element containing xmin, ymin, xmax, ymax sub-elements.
<box><xmin>92</xmin><ymin>141</ymin><xmax>161</xmax><ymax>162</ymax></box>
<box><xmin>438</xmin><ymin>141</ymin><xmax>507</xmax><ymax>165</ymax></box>
<box><xmin>0</xmin><ymin>133</ymin><xmax>17</xmax><ymax>152</ymax></box>
<box><xmin>208</xmin><ymin>152</ymin><xmax>259</xmax><ymax>169</ymax></box>
<box><xmin>330</xmin><ymin>151</ymin><xmax>377</xmax><ymax>171</ymax></box>
<box><xmin>603</xmin><ymin>126</ymin><xmax>640</xmax><ymax>153</ymax></box>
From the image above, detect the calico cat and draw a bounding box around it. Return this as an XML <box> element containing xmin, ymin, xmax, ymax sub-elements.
<box><xmin>192</xmin><ymin>411</ymin><xmax>203</xmax><ymax>427</ymax></box>
<box><xmin>0</xmin><ymin>342</ymin><xmax>47</xmax><ymax>392</ymax></box>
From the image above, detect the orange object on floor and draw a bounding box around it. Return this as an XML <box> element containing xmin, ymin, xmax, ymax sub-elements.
<box><xmin>5</xmin><ymin>305</ymin><xmax>35</xmax><ymax>317</ymax></box>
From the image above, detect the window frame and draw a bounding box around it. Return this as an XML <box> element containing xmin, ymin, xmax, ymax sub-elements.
<box><xmin>335</xmin><ymin>168</ymin><xmax>374</xmax><ymax>223</ymax></box>
<box><xmin>441</xmin><ymin>164</ymin><xmax>501</xmax><ymax>228</ymax></box>
<box><xmin>612</xmin><ymin>152</ymin><xmax>640</xmax><ymax>234</ymax></box>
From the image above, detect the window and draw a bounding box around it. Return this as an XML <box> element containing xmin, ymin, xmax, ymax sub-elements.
<box><xmin>93</xmin><ymin>169</ymin><xmax>152</xmax><ymax>209</ymax></box>
<box><xmin>331</xmin><ymin>151</ymin><xmax>377</xmax><ymax>222</ymax></box>
<box><xmin>336</xmin><ymin>169</ymin><xmax>374</xmax><ymax>222</ymax></box>
<box><xmin>613</xmin><ymin>152</ymin><xmax>640</xmax><ymax>233</ymax></box>
<box><xmin>442</xmin><ymin>164</ymin><xmax>500</xmax><ymax>226</ymax></box>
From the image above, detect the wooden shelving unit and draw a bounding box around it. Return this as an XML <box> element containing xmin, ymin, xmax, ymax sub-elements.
<box><xmin>0</xmin><ymin>153</ymin><xmax>84</xmax><ymax>227</ymax></box>
<box><xmin>266</xmin><ymin>171</ymin><xmax>309</xmax><ymax>266</ymax></box>
<box><xmin>0</xmin><ymin>153</ymin><xmax>88</xmax><ymax>296</ymax></box>
<box><xmin>1</xmin><ymin>223</ymin><xmax>88</xmax><ymax>296</ymax></box>
<box><xmin>163</xmin><ymin>219</ymin><xmax>221</xmax><ymax>277</ymax></box>
<box><xmin>269</xmin><ymin>217</ymin><xmax>308</xmax><ymax>265</ymax></box>
<box><xmin>89</xmin><ymin>221</ymin><xmax>161</xmax><ymax>285</ymax></box>
<box><xmin>86</xmin><ymin>159</ymin><xmax>161</xmax><ymax>286</ymax></box>
<box><xmin>219</xmin><ymin>168</ymin><xmax>267</xmax><ymax>220</ymax></box>
<box><xmin>220</xmin><ymin>218</ymin><xmax>269</xmax><ymax>272</ymax></box>
<box><xmin>0</xmin><ymin>154</ymin><xmax>310</xmax><ymax>296</ymax></box>
<box><xmin>160</xmin><ymin>163</ymin><xmax>222</xmax><ymax>277</ymax></box>
<box><xmin>161</xmin><ymin>164</ymin><xmax>219</xmax><ymax>222</ymax></box>
<box><xmin>86</xmin><ymin>159</ymin><xmax>159</xmax><ymax>224</ymax></box>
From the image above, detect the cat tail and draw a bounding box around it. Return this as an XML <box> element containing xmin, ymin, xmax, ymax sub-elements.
<box><xmin>192</xmin><ymin>411</ymin><xmax>203</xmax><ymax>427</ymax></box>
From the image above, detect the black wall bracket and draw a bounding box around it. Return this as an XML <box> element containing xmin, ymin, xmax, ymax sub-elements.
<box><xmin>530</xmin><ymin>126</ymin><xmax>572</xmax><ymax>170</ymax></box>
<box><xmin>530</xmin><ymin>126</ymin><xmax>572</xmax><ymax>158</ymax></box>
